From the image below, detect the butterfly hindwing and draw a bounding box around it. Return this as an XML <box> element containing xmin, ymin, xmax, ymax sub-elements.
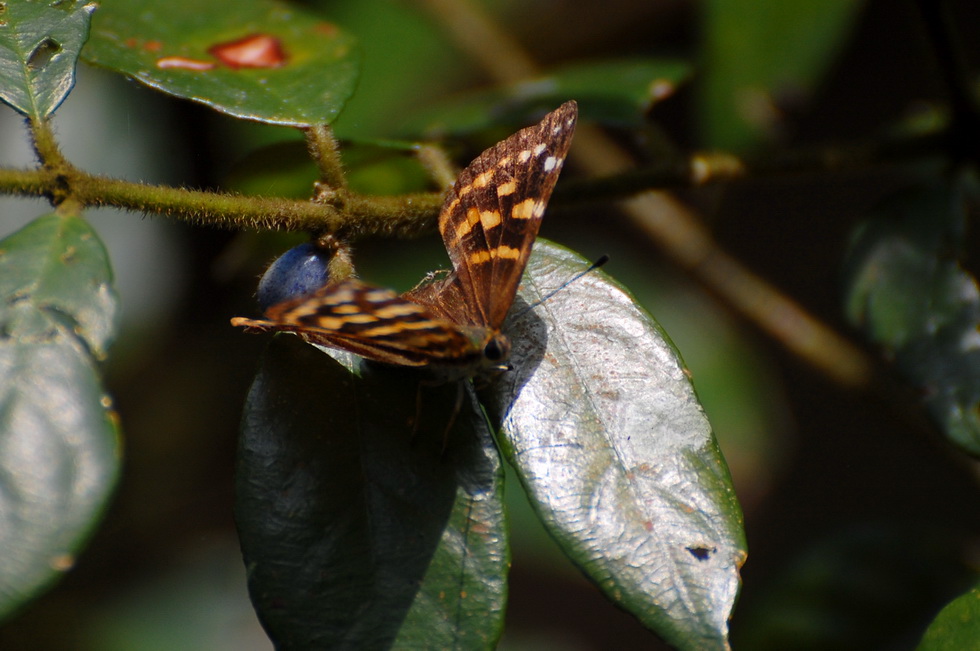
<box><xmin>233</xmin><ymin>279</ymin><xmax>479</xmax><ymax>367</ymax></box>
<box><xmin>438</xmin><ymin>101</ymin><xmax>578</xmax><ymax>329</ymax></box>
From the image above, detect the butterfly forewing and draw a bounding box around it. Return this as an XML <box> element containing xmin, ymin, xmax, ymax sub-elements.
<box><xmin>232</xmin><ymin>101</ymin><xmax>578</xmax><ymax>374</ymax></box>
<box><xmin>437</xmin><ymin>101</ymin><xmax>578</xmax><ymax>329</ymax></box>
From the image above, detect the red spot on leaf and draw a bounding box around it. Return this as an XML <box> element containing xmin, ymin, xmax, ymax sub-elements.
<box><xmin>124</xmin><ymin>37</ymin><xmax>138</xmax><ymax>48</ymax></box>
<box><xmin>144</xmin><ymin>40</ymin><xmax>163</xmax><ymax>52</ymax></box>
<box><xmin>156</xmin><ymin>56</ymin><xmax>216</xmax><ymax>71</ymax></box>
<box><xmin>208</xmin><ymin>33</ymin><xmax>287</xmax><ymax>69</ymax></box>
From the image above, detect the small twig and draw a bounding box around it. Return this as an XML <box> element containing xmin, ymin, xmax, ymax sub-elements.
<box><xmin>416</xmin><ymin>143</ymin><xmax>458</xmax><ymax>190</ymax></box>
<box><xmin>304</xmin><ymin>124</ymin><xmax>349</xmax><ymax>191</ymax></box>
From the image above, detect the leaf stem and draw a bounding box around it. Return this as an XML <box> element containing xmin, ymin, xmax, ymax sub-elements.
<box><xmin>304</xmin><ymin>124</ymin><xmax>349</xmax><ymax>191</ymax></box>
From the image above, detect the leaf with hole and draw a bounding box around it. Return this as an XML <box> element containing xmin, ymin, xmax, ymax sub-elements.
<box><xmin>0</xmin><ymin>0</ymin><xmax>96</xmax><ymax>119</ymax></box>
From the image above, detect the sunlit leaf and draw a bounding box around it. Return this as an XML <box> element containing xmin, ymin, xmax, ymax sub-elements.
<box><xmin>843</xmin><ymin>180</ymin><xmax>980</xmax><ymax>456</ymax></box>
<box><xmin>0</xmin><ymin>0</ymin><xmax>96</xmax><ymax>119</ymax></box>
<box><xmin>0</xmin><ymin>213</ymin><xmax>120</xmax><ymax>621</ymax></box>
<box><xmin>483</xmin><ymin>240</ymin><xmax>745</xmax><ymax>650</ymax></box>
<box><xmin>236</xmin><ymin>336</ymin><xmax>507</xmax><ymax>649</ymax></box>
<box><xmin>85</xmin><ymin>0</ymin><xmax>359</xmax><ymax>126</ymax></box>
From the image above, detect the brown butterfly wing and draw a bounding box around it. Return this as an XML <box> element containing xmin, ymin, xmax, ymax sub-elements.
<box><xmin>436</xmin><ymin>101</ymin><xmax>578</xmax><ymax>330</ymax></box>
<box><xmin>232</xmin><ymin>279</ymin><xmax>480</xmax><ymax>367</ymax></box>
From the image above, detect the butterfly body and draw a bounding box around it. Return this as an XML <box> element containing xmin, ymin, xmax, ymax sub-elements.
<box><xmin>232</xmin><ymin>101</ymin><xmax>578</xmax><ymax>378</ymax></box>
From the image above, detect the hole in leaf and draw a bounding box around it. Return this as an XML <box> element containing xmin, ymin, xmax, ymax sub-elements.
<box><xmin>28</xmin><ymin>38</ymin><xmax>60</xmax><ymax>70</ymax></box>
<box><xmin>686</xmin><ymin>545</ymin><xmax>717</xmax><ymax>561</ymax></box>
<box><xmin>208</xmin><ymin>34</ymin><xmax>287</xmax><ymax>69</ymax></box>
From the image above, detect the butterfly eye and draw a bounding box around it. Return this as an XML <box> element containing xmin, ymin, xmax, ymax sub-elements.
<box><xmin>483</xmin><ymin>335</ymin><xmax>510</xmax><ymax>363</ymax></box>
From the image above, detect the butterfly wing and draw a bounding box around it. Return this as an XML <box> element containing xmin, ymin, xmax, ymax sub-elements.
<box><xmin>232</xmin><ymin>279</ymin><xmax>480</xmax><ymax>367</ymax></box>
<box><xmin>437</xmin><ymin>101</ymin><xmax>578</xmax><ymax>330</ymax></box>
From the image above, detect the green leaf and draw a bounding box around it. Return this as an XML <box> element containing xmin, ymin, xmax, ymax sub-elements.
<box><xmin>0</xmin><ymin>213</ymin><xmax>120</xmax><ymax>622</ymax></box>
<box><xmin>404</xmin><ymin>58</ymin><xmax>692</xmax><ymax>138</ymax></box>
<box><xmin>85</xmin><ymin>0</ymin><xmax>359</xmax><ymax>126</ymax></box>
<box><xmin>236</xmin><ymin>336</ymin><xmax>507</xmax><ymax>649</ymax></box>
<box><xmin>483</xmin><ymin>240</ymin><xmax>745</xmax><ymax>650</ymax></box>
<box><xmin>917</xmin><ymin>581</ymin><xmax>980</xmax><ymax>651</ymax></box>
<box><xmin>843</xmin><ymin>181</ymin><xmax>980</xmax><ymax>456</ymax></box>
<box><xmin>0</xmin><ymin>0</ymin><xmax>96</xmax><ymax>120</ymax></box>
<box><xmin>700</xmin><ymin>0</ymin><xmax>863</xmax><ymax>149</ymax></box>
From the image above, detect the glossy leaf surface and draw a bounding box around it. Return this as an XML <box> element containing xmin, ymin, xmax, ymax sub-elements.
<box><xmin>85</xmin><ymin>0</ymin><xmax>359</xmax><ymax>126</ymax></box>
<box><xmin>0</xmin><ymin>214</ymin><xmax>120</xmax><ymax>621</ymax></box>
<box><xmin>236</xmin><ymin>336</ymin><xmax>507</xmax><ymax>649</ymax></box>
<box><xmin>483</xmin><ymin>240</ymin><xmax>745</xmax><ymax>650</ymax></box>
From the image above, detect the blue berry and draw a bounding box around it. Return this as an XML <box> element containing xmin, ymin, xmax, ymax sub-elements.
<box><xmin>257</xmin><ymin>243</ymin><xmax>331</xmax><ymax>309</ymax></box>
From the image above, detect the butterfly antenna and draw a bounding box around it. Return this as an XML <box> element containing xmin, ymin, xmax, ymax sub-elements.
<box><xmin>516</xmin><ymin>255</ymin><xmax>609</xmax><ymax>318</ymax></box>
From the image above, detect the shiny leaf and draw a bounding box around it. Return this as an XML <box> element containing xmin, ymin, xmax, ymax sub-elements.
<box><xmin>0</xmin><ymin>0</ymin><xmax>96</xmax><ymax>119</ymax></box>
<box><xmin>85</xmin><ymin>0</ymin><xmax>359</xmax><ymax>126</ymax></box>
<box><xmin>236</xmin><ymin>336</ymin><xmax>507</xmax><ymax>649</ymax></box>
<box><xmin>483</xmin><ymin>240</ymin><xmax>745</xmax><ymax>650</ymax></box>
<box><xmin>0</xmin><ymin>214</ymin><xmax>120</xmax><ymax>621</ymax></box>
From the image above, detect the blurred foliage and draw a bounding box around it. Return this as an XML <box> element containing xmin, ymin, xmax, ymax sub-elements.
<box><xmin>1</xmin><ymin>0</ymin><xmax>979</xmax><ymax>649</ymax></box>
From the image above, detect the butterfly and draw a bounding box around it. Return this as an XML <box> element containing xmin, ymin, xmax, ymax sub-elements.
<box><xmin>232</xmin><ymin>101</ymin><xmax>578</xmax><ymax>379</ymax></box>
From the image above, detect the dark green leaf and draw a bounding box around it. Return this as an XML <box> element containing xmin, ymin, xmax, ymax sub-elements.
<box><xmin>404</xmin><ymin>58</ymin><xmax>692</xmax><ymax>138</ymax></box>
<box><xmin>843</xmin><ymin>181</ymin><xmax>980</xmax><ymax>455</ymax></box>
<box><xmin>0</xmin><ymin>0</ymin><xmax>96</xmax><ymax>119</ymax></box>
<box><xmin>0</xmin><ymin>213</ymin><xmax>120</xmax><ymax>622</ymax></box>
<box><xmin>917</xmin><ymin>581</ymin><xmax>980</xmax><ymax>651</ymax></box>
<box><xmin>700</xmin><ymin>0</ymin><xmax>862</xmax><ymax>149</ymax></box>
<box><xmin>236</xmin><ymin>336</ymin><xmax>507</xmax><ymax>649</ymax></box>
<box><xmin>483</xmin><ymin>240</ymin><xmax>745</xmax><ymax>650</ymax></box>
<box><xmin>85</xmin><ymin>0</ymin><xmax>359</xmax><ymax>126</ymax></box>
